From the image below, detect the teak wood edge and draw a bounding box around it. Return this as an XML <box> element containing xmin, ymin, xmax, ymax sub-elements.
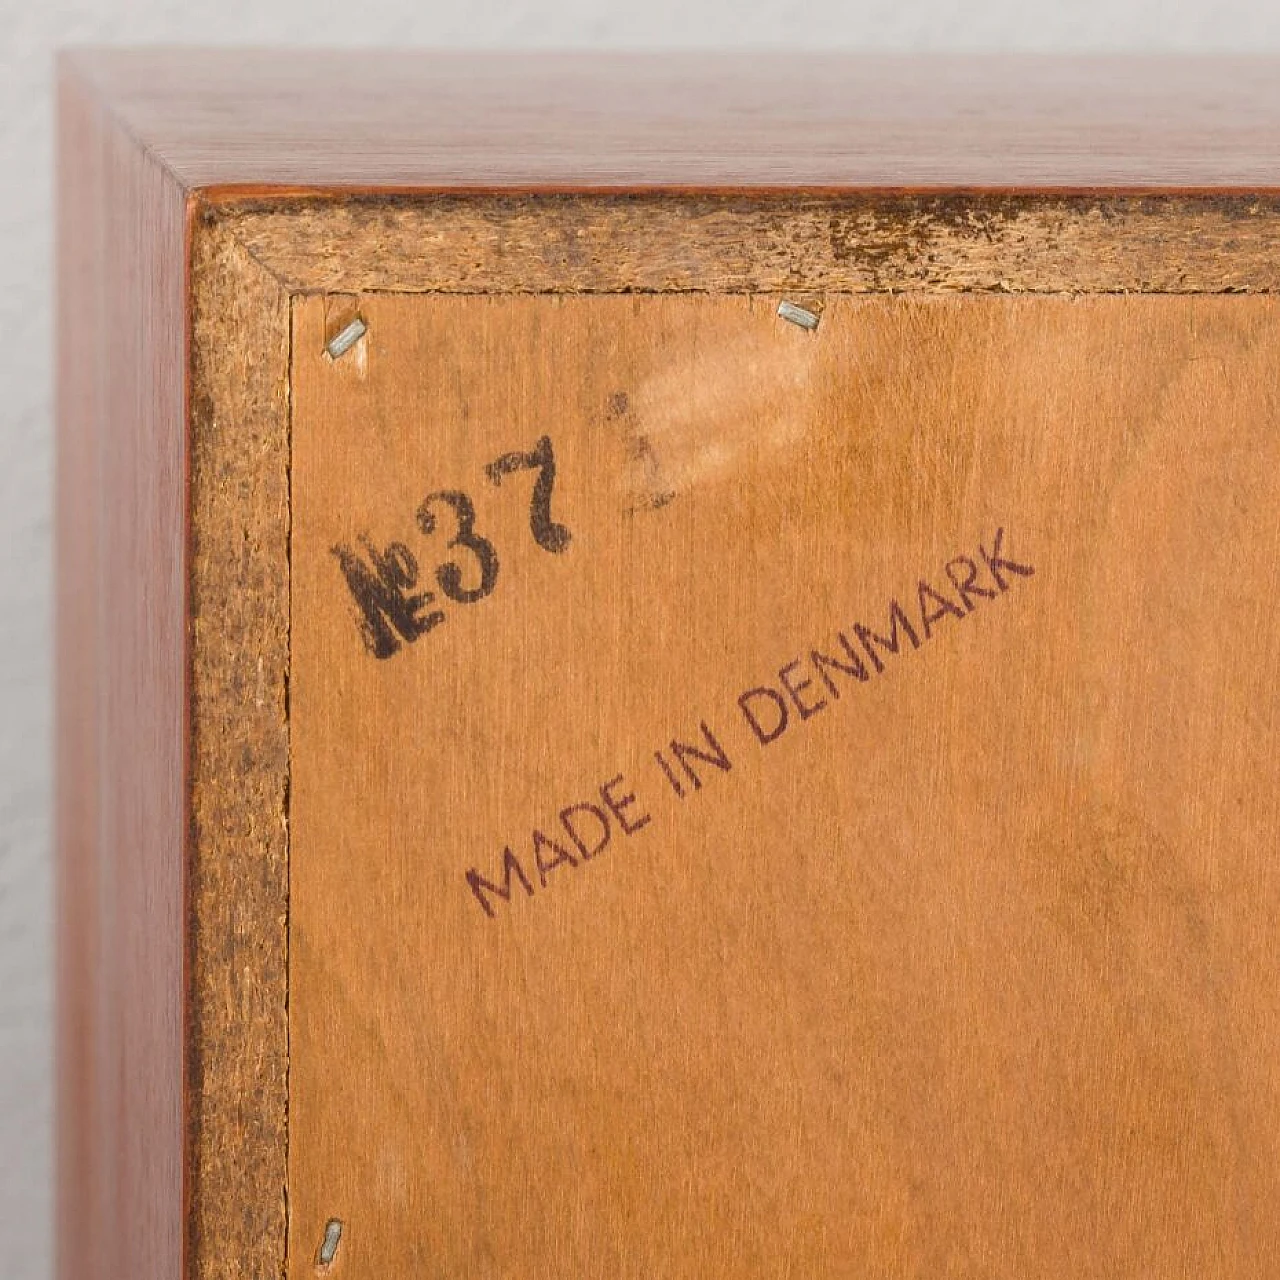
<box><xmin>56</xmin><ymin>49</ymin><xmax>1280</xmax><ymax>1280</ymax></box>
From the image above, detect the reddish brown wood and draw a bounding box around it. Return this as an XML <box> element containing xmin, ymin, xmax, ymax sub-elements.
<box><xmin>55</xmin><ymin>48</ymin><xmax>1280</xmax><ymax>1280</ymax></box>
<box><xmin>64</xmin><ymin>50</ymin><xmax>1280</xmax><ymax>191</ymax></box>
<box><xmin>54</xmin><ymin>62</ymin><xmax>103</xmax><ymax>1280</ymax></box>
<box><xmin>55</xmin><ymin>59</ymin><xmax>189</xmax><ymax>1280</ymax></box>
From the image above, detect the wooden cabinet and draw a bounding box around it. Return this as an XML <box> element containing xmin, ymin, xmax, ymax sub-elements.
<box><xmin>57</xmin><ymin>51</ymin><xmax>1280</xmax><ymax>1280</ymax></box>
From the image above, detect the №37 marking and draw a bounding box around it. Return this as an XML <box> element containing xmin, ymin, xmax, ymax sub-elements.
<box><xmin>331</xmin><ymin>434</ymin><xmax>571</xmax><ymax>659</ymax></box>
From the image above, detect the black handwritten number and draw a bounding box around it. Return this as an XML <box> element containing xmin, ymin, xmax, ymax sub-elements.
<box><xmin>331</xmin><ymin>538</ymin><xmax>445</xmax><ymax>660</ymax></box>
<box><xmin>485</xmin><ymin>434</ymin><xmax>572</xmax><ymax>554</ymax></box>
<box><xmin>416</xmin><ymin>490</ymin><xmax>500</xmax><ymax>604</ymax></box>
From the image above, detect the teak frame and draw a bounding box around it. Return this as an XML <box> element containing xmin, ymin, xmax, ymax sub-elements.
<box><xmin>56</xmin><ymin>50</ymin><xmax>1280</xmax><ymax>1280</ymax></box>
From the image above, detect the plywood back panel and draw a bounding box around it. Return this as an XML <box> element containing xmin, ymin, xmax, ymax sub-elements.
<box><xmin>288</xmin><ymin>293</ymin><xmax>1280</xmax><ymax>1278</ymax></box>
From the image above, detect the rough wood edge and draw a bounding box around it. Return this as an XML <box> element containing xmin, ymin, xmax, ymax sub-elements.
<box><xmin>217</xmin><ymin>191</ymin><xmax>1280</xmax><ymax>295</ymax></box>
<box><xmin>187</xmin><ymin>206</ymin><xmax>291</xmax><ymax>1280</ymax></box>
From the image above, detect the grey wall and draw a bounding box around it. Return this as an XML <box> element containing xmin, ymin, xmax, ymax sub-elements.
<box><xmin>5</xmin><ymin>2</ymin><xmax>1280</xmax><ymax>1276</ymax></box>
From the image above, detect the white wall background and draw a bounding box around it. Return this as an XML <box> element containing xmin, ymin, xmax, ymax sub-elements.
<box><xmin>4</xmin><ymin>2</ymin><xmax>1280</xmax><ymax>1276</ymax></box>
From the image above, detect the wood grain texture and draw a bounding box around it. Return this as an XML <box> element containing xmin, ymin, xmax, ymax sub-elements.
<box><xmin>289</xmin><ymin>292</ymin><xmax>1280</xmax><ymax>1279</ymax></box>
<box><xmin>55</xmin><ymin>49</ymin><xmax>1280</xmax><ymax>1280</ymax></box>
<box><xmin>221</xmin><ymin>193</ymin><xmax>1280</xmax><ymax>296</ymax></box>
<box><xmin>54</xmin><ymin>60</ymin><xmax>105</xmax><ymax>1280</ymax></box>
<box><xmin>65</xmin><ymin>50</ymin><xmax>1280</xmax><ymax>190</ymax></box>
<box><xmin>55</xmin><ymin>58</ymin><xmax>188</xmax><ymax>1280</ymax></box>
<box><xmin>185</xmin><ymin>215</ymin><xmax>291</xmax><ymax>1280</ymax></box>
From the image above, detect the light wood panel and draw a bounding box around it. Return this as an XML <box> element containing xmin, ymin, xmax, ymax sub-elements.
<box><xmin>288</xmin><ymin>292</ymin><xmax>1280</xmax><ymax>1278</ymax></box>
